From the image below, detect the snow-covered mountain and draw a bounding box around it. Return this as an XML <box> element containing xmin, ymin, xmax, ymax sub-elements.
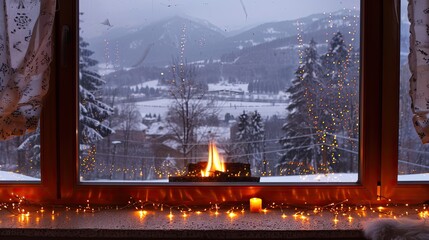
<box><xmin>88</xmin><ymin>16</ymin><xmax>227</xmax><ymax>67</ymax></box>
<box><xmin>87</xmin><ymin>9</ymin><xmax>360</xmax><ymax>68</ymax></box>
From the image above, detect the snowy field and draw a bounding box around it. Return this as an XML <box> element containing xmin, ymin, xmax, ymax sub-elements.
<box><xmin>135</xmin><ymin>99</ymin><xmax>288</xmax><ymax>119</ymax></box>
<box><xmin>0</xmin><ymin>171</ymin><xmax>39</xmax><ymax>181</ymax></box>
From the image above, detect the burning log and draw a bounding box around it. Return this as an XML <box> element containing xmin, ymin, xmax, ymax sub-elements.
<box><xmin>169</xmin><ymin>141</ymin><xmax>260</xmax><ymax>182</ymax></box>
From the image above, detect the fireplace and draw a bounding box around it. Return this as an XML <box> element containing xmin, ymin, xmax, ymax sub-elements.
<box><xmin>169</xmin><ymin>141</ymin><xmax>260</xmax><ymax>182</ymax></box>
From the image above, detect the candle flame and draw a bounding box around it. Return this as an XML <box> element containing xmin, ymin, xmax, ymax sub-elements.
<box><xmin>202</xmin><ymin>141</ymin><xmax>225</xmax><ymax>177</ymax></box>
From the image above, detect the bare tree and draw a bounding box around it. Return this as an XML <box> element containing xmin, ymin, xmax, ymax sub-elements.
<box><xmin>166</xmin><ymin>58</ymin><xmax>216</xmax><ymax>167</ymax></box>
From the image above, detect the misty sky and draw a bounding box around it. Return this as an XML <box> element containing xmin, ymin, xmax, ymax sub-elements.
<box><xmin>80</xmin><ymin>0</ymin><xmax>360</xmax><ymax>38</ymax></box>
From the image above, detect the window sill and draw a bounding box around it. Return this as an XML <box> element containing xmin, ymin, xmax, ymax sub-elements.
<box><xmin>0</xmin><ymin>208</ymin><xmax>373</xmax><ymax>239</ymax></box>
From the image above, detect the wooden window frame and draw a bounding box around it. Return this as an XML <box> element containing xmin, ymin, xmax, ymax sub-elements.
<box><xmin>380</xmin><ymin>0</ymin><xmax>429</xmax><ymax>202</ymax></box>
<box><xmin>3</xmin><ymin>0</ymin><xmax>427</xmax><ymax>205</ymax></box>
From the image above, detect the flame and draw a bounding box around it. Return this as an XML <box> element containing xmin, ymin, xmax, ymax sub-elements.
<box><xmin>201</xmin><ymin>141</ymin><xmax>225</xmax><ymax>177</ymax></box>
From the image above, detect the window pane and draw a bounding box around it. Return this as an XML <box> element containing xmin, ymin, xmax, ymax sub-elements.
<box><xmin>398</xmin><ymin>0</ymin><xmax>429</xmax><ymax>182</ymax></box>
<box><xmin>0</xmin><ymin>126</ymin><xmax>41</xmax><ymax>181</ymax></box>
<box><xmin>79</xmin><ymin>0</ymin><xmax>360</xmax><ymax>183</ymax></box>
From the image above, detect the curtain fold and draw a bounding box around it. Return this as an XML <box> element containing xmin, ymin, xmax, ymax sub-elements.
<box><xmin>0</xmin><ymin>0</ymin><xmax>56</xmax><ymax>140</ymax></box>
<box><xmin>409</xmin><ymin>0</ymin><xmax>429</xmax><ymax>144</ymax></box>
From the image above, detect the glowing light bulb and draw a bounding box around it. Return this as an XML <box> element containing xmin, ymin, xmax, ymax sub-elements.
<box><xmin>228</xmin><ymin>211</ymin><xmax>236</xmax><ymax>218</ymax></box>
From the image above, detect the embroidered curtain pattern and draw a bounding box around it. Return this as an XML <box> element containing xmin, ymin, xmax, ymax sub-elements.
<box><xmin>0</xmin><ymin>0</ymin><xmax>55</xmax><ymax>140</ymax></box>
<box><xmin>409</xmin><ymin>0</ymin><xmax>429</xmax><ymax>144</ymax></box>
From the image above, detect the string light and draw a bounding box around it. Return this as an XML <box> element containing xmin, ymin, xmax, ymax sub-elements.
<box><xmin>1</xmin><ymin>193</ymin><xmax>429</xmax><ymax>228</ymax></box>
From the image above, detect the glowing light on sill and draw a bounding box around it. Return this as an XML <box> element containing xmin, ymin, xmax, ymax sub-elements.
<box><xmin>333</xmin><ymin>215</ymin><xmax>339</xmax><ymax>224</ymax></box>
<box><xmin>228</xmin><ymin>211</ymin><xmax>236</xmax><ymax>218</ymax></box>
<box><xmin>139</xmin><ymin>210</ymin><xmax>147</xmax><ymax>219</ymax></box>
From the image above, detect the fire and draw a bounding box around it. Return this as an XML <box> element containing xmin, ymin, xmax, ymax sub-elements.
<box><xmin>201</xmin><ymin>141</ymin><xmax>225</xmax><ymax>177</ymax></box>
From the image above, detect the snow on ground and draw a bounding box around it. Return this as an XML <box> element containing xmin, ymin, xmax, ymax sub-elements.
<box><xmin>81</xmin><ymin>173</ymin><xmax>429</xmax><ymax>183</ymax></box>
<box><xmin>146</xmin><ymin>122</ymin><xmax>171</xmax><ymax>136</ymax></box>
<box><xmin>398</xmin><ymin>173</ymin><xmax>429</xmax><ymax>181</ymax></box>
<box><xmin>0</xmin><ymin>171</ymin><xmax>39</xmax><ymax>181</ymax></box>
<box><xmin>134</xmin><ymin>99</ymin><xmax>288</xmax><ymax>119</ymax></box>
<box><xmin>260</xmin><ymin>173</ymin><xmax>358</xmax><ymax>183</ymax></box>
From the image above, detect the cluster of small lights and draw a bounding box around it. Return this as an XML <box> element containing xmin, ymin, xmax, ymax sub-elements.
<box><xmin>81</xmin><ymin>145</ymin><xmax>97</xmax><ymax>179</ymax></box>
<box><xmin>281</xmin><ymin>8</ymin><xmax>360</xmax><ymax>175</ymax></box>
<box><xmin>2</xmin><ymin>193</ymin><xmax>429</xmax><ymax>227</ymax></box>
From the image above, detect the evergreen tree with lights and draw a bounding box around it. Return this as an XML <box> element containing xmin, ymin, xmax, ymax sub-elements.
<box><xmin>321</xmin><ymin>32</ymin><xmax>356</xmax><ymax>172</ymax></box>
<box><xmin>79</xmin><ymin>31</ymin><xmax>114</xmax><ymax>179</ymax></box>
<box><xmin>278</xmin><ymin>39</ymin><xmax>323</xmax><ymax>175</ymax></box>
<box><xmin>320</xmin><ymin>31</ymin><xmax>349</xmax><ymax>132</ymax></box>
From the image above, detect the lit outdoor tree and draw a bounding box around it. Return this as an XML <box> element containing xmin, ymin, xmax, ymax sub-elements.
<box><xmin>278</xmin><ymin>39</ymin><xmax>323</xmax><ymax>175</ymax></box>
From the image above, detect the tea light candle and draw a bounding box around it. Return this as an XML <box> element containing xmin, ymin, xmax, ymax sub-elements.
<box><xmin>250</xmin><ymin>198</ymin><xmax>262</xmax><ymax>213</ymax></box>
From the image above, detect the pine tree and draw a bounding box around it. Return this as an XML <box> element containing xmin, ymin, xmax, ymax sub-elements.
<box><xmin>321</xmin><ymin>31</ymin><xmax>349</xmax><ymax>130</ymax></box>
<box><xmin>79</xmin><ymin>32</ymin><xmax>114</xmax><ymax>180</ymax></box>
<box><xmin>235</xmin><ymin>110</ymin><xmax>265</xmax><ymax>175</ymax></box>
<box><xmin>249</xmin><ymin>110</ymin><xmax>265</xmax><ymax>175</ymax></box>
<box><xmin>322</xmin><ymin>32</ymin><xmax>348</xmax><ymax>82</ymax></box>
<box><xmin>278</xmin><ymin>39</ymin><xmax>323</xmax><ymax>175</ymax></box>
<box><xmin>79</xmin><ymin>36</ymin><xmax>114</xmax><ymax>146</ymax></box>
<box><xmin>321</xmin><ymin>32</ymin><xmax>355</xmax><ymax>172</ymax></box>
<box><xmin>236</xmin><ymin>111</ymin><xmax>251</xmax><ymax>163</ymax></box>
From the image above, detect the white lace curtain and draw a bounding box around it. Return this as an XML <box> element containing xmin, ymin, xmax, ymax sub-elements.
<box><xmin>0</xmin><ymin>0</ymin><xmax>55</xmax><ymax>140</ymax></box>
<box><xmin>409</xmin><ymin>0</ymin><xmax>429</xmax><ymax>144</ymax></box>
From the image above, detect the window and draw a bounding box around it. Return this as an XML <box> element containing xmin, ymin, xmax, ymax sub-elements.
<box><xmin>57</xmin><ymin>0</ymin><xmax>382</xmax><ymax>204</ymax></box>
<box><xmin>78</xmin><ymin>0</ymin><xmax>361</xmax><ymax>184</ymax></box>
<box><xmin>4</xmin><ymin>0</ymin><xmax>426</xmax><ymax>205</ymax></box>
<box><xmin>397</xmin><ymin>0</ymin><xmax>429</xmax><ymax>182</ymax></box>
